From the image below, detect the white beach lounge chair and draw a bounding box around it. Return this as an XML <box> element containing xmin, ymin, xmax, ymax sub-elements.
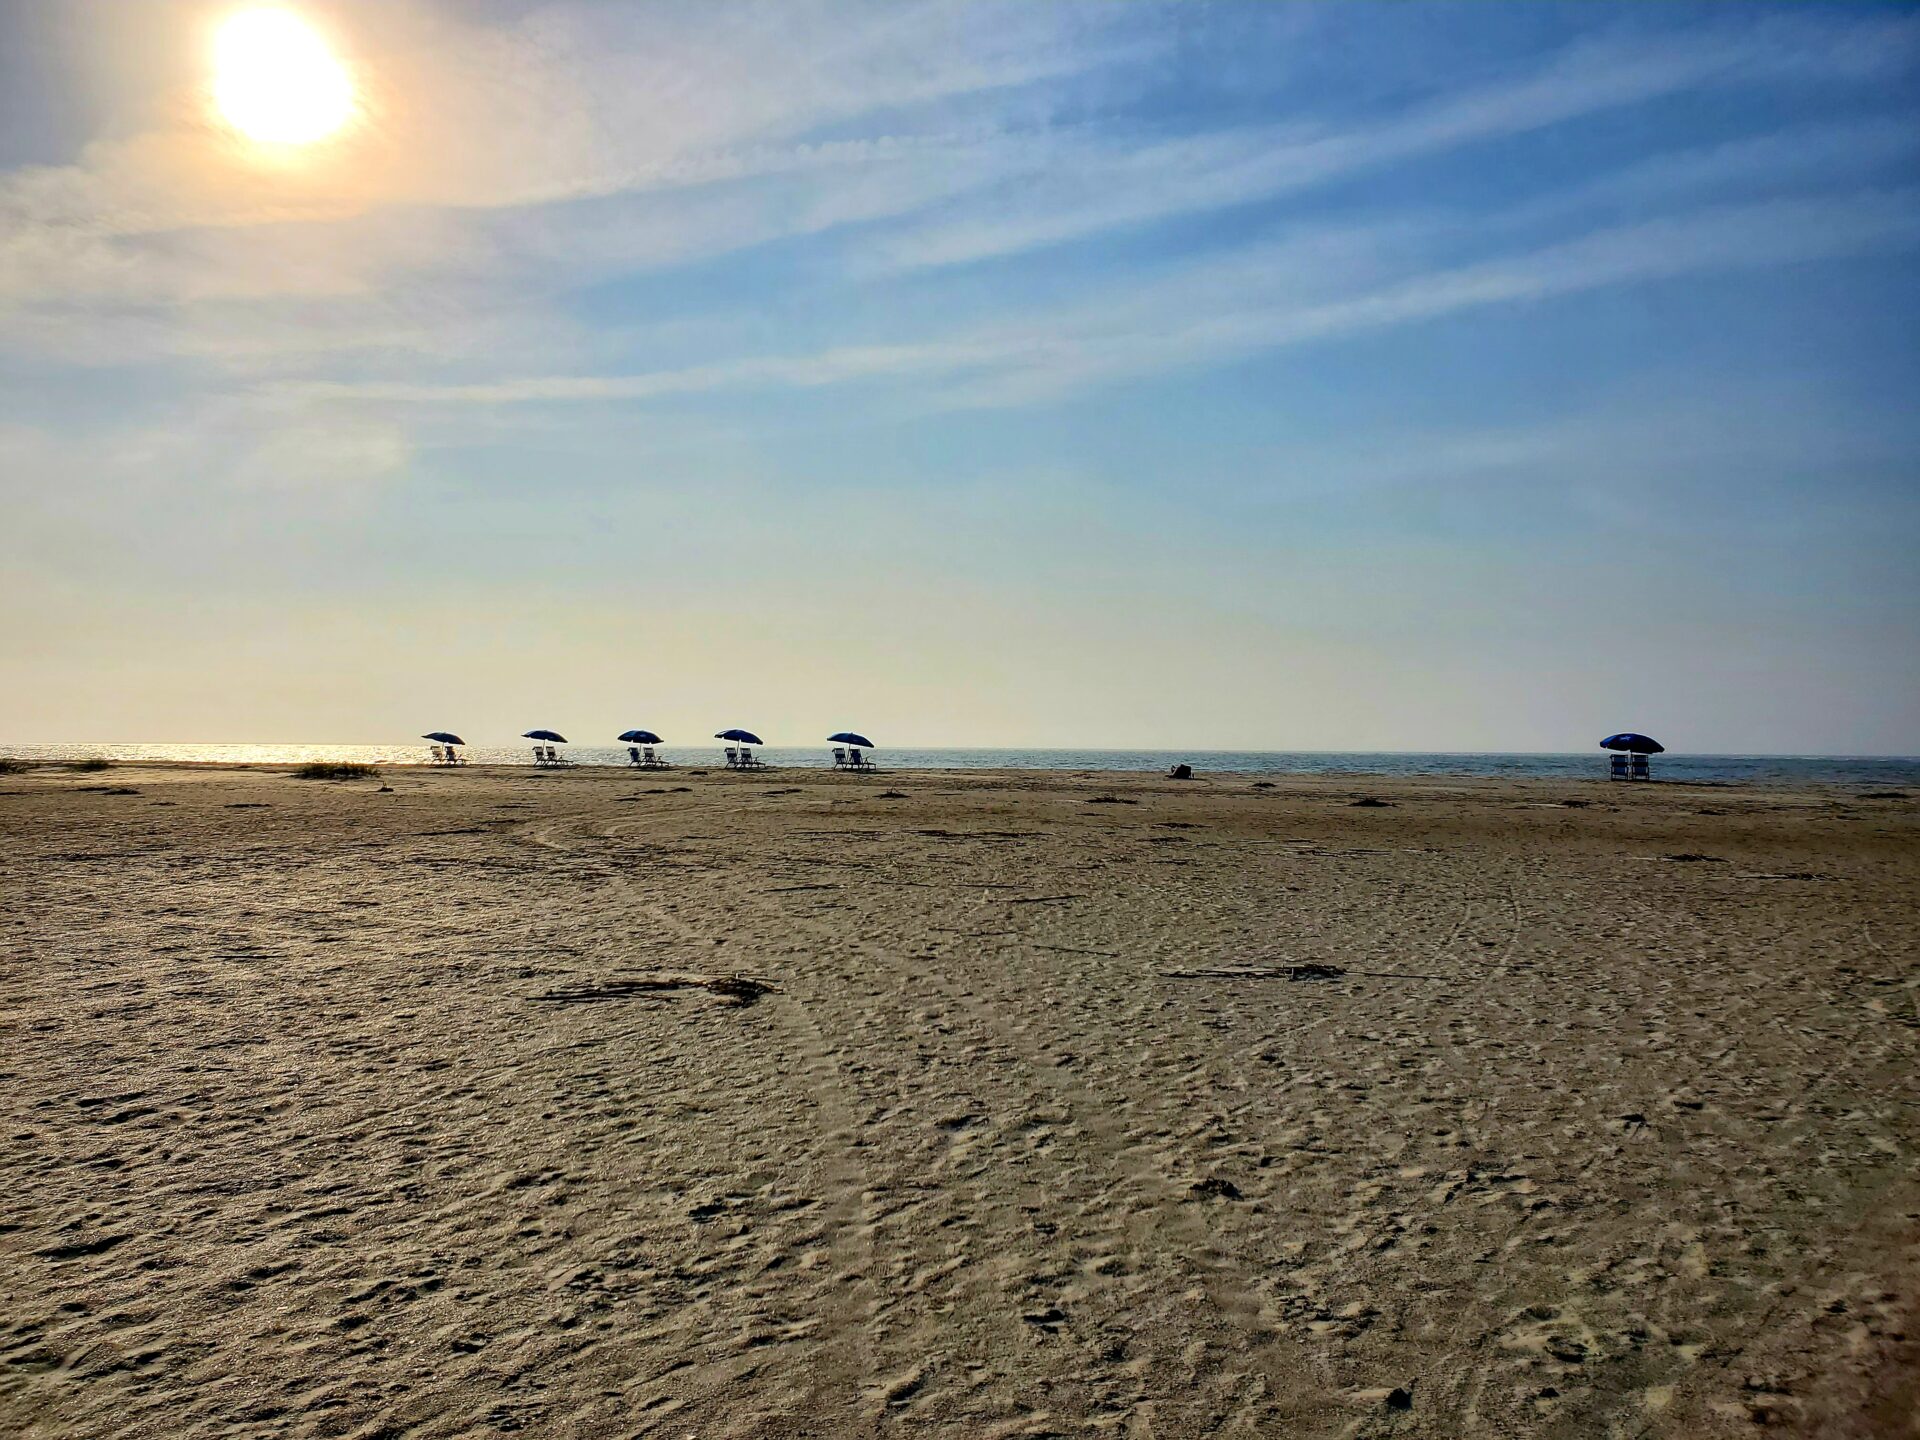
<box><xmin>643</xmin><ymin>746</ymin><xmax>663</xmax><ymax>767</ymax></box>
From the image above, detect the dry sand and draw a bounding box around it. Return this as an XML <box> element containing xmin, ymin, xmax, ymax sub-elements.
<box><xmin>1</xmin><ymin>761</ymin><xmax>1915</xmax><ymax>1438</ymax></box>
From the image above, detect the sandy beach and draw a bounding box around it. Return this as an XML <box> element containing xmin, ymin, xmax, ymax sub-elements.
<box><xmin>1</xmin><ymin>761</ymin><xmax>1914</xmax><ymax>1438</ymax></box>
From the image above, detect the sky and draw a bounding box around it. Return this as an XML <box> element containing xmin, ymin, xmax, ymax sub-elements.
<box><xmin>1</xmin><ymin>0</ymin><xmax>1917</xmax><ymax>753</ymax></box>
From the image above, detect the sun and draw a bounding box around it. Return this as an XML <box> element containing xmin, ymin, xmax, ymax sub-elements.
<box><xmin>212</xmin><ymin>8</ymin><xmax>354</xmax><ymax>146</ymax></box>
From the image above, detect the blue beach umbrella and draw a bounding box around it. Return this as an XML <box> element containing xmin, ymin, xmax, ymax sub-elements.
<box><xmin>1599</xmin><ymin>733</ymin><xmax>1665</xmax><ymax>754</ymax></box>
<box><xmin>715</xmin><ymin>729</ymin><xmax>764</xmax><ymax>745</ymax></box>
<box><xmin>827</xmin><ymin>732</ymin><xmax>875</xmax><ymax>748</ymax></box>
<box><xmin>422</xmin><ymin>731</ymin><xmax>464</xmax><ymax>745</ymax></box>
<box><xmin>524</xmin><ymin>729</ymin><xmax>568</xmax><ymax>743</ymax></box>
<box><xmin>618</xmin><ymin>729</ymin><xmax>662</xmax><ymax>745</ymax></box>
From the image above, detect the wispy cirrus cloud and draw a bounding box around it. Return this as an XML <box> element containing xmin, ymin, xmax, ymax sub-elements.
<box><xmin>272</xmin><ymin>188</ymin><xmax>1920</xmax><ymax>411</ymax></box>
<box><xmin>5</xmin><ymin>4</ymin><xmax>1912</xmax><ymax>331</ymax></box>
<box><xmin>4</xmin><ymin>5</ymin><xmax>1918</xmax><ymax>473</ymax></box>
<box><xmin>853</xmin><ymin>12</ymin><xmax>1920</xmax><ymax>273</ymax></box>
<box><xmin>0</xmin><ymin>0</ymin><xmax>1144</xmax><ymax>315</ymax></box>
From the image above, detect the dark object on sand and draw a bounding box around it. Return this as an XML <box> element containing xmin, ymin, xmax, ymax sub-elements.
<box><xmin>1387</xmin><ymin>1387</ymin><xmax>1413</xmax><ymax>1411</ymax></box>
<box><xmin>1858</xmin><ymin>791</ymin><xmax>1909</xmax><ymax>800</ymax></box>
<box><xmin>878</xmin><ymin>790</ymin><xmax>907</xmax><ymax>799</ymax></box>
<box><xmin>67</xmin><ymin>757</ymin><xmax>112</xmax><ymax>772</ymax></box>
<box><xmin>1663</xmin><ymin>852</ymin><xmax>1725</xmax><ymax>863</ymax></box>
<box><xmin>1350</xmin><ymin>797</ymin><xmax>1393</xmax><ymax>807</ymax></box>
<box><xmin>1086</xmin><ymin>795</ymin><xmax>1138</xmax><ymax>805</ymax></box>
<box><xmin>294</xmin><ymin>762</ymin><xmax>380</xmax><ymax>780</ymax></box>
<box><xmin>0</xmin><ymin>758</ymin><xmax>26</xmax><ymax>774</ymax></box>
<box><xmin>1284</xmin><ymin>963</ymin><xmax>1347</xmax><ymax>981</ymax></box>
<box><xmin>1169</xmin><ymin>763</ymin><xmax>1193</xmax><ymax>779</ymax></box>
<box><xmin>1251</xmin><ymin>780</ymin><xmax>1274</xmax><ymax>788</ymax></box>
<box><xmin>533</xmin><ymin>973</ymin><xmax>774</xmax><ymax>1007</ymax></box>
<box><xmin>1162</xmin><ymin>963</ymin><xmax>1353</xmax><ymax>982</ymax></box>
<box><xmin>1189</xmin><ymin>1177</ymin><xmax>1242</xmax><ymax>1200</ymax></box>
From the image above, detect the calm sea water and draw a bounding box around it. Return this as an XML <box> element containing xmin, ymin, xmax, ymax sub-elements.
<box><xmin>5</xmin><ymin>742</ymin><xmax>1918</xmax><ymax>788</ymax></box>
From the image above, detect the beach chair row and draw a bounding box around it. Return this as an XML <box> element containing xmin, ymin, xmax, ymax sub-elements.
<box><xmin>426</xmin><ymin>741</ymin><xmax>882</xmax><ymax>772</ymax></box>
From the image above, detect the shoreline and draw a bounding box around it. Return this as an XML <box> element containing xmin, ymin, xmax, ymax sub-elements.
<box><xmin>0</xmin><ymin>754</ymin><xmax>1887</xmax><ymax>795</ymax></box>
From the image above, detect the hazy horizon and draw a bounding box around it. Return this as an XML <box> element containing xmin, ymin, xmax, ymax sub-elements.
<box><xmin>3</xmin><ymin>0</ymin><xmax>1917</xmax><ymax>754</ymax></box>
<box><xmin>8</xmin><ymin>736</ymin><xmax>1920</xmax><ymax>760</ymax></box>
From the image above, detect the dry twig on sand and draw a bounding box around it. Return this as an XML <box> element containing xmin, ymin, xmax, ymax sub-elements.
<box><xmin>1160</xmin><ymin>963</ymin><xmax>1447</xmax><ymax>982</ymax></box>
<box><xmin>532</xmin><ymin>974</ymin><xmax>776</xmax><ymax>1007</ymax></box>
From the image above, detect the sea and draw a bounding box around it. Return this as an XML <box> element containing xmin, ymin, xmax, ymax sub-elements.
<box><xmin>5</xmin><ymin>742</ymin><xmax>1918</xmax><ymax>788</ymax></box>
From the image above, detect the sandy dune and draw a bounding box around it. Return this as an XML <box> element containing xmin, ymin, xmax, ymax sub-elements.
<box><xmin>1</xmin><ymin>763</ymin><xmax>1914</xmax><ymax>1437</ymax></box>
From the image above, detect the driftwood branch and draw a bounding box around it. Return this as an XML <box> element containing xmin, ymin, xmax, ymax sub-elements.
<box><xmin>1160</xmin><ymin>964</ymin><xmax>1446</xmax><ymax>982</ymax></box>
<box><xmin>532</xmin><ymin>974</ymin><xmax>776</xmax><ymax>1007</ymax></box>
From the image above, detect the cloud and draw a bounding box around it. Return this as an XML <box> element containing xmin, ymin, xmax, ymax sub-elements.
<box><xmin>0</xmin><ymin>0</ymin><xmax>1135</xmax><ymax>234</ymax></box>
<box><xmin>0</xmin><ymin>0</ymin><xmax>1143</xmax><ymax>320</ymax></box>
<box><xmin>1499</xmin><ymin>115</ymin><xmax>1920</xmax><ymax>229</ymax></box>
<box><xmin>269</xmin><ymin>189</ymin><xmax>1920</xmax><ymax>411</ymax></box>
<box><xmin>6</xmin><ymin>4</ymin><xmax>1911</xmax><ymax>327</ymax></box>
<box><xmin>0</xmin><ymin>400</ymin><xmax>409</xmax><ymax>506</ymax></box>
<box><xmin>855</xmin><ymin>13</ymin><xmax>1920</xmax><ymax>272</ymax></box>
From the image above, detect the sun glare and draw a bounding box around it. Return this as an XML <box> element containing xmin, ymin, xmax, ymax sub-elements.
<box><xmin>212</xmin><ymin>8</ymin><xmax>353</xmax><ymax>146</ymax></box>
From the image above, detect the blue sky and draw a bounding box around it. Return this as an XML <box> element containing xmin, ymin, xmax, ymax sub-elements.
<box><xmin>2</xmin><ymin>0</ymin><xmax>1916</xmax><ymax>751</ymax></box>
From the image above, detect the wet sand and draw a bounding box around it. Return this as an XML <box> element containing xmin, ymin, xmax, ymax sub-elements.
<box><xmin>1</xmin><ymin>762</ymin><xmax>1915</xmax><ymax>1437</ymax></box>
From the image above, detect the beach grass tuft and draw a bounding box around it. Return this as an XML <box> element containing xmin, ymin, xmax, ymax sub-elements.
<box><xmin>295</xmin><ymin>762</ymin><xmax>382</xmax><ymax>781</ymax></box>
<box><xmin>67</xmin><ymin>757</ymin><xmax>112</xmax><ymax>771</ymax></box>
<box><xmin>0</xmin><ymin>758</ymin><xmax>28</xmax><ymax>774</ymax></box>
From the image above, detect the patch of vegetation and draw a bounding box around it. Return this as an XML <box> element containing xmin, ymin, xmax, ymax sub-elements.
<box><xmin>0</xmin><ymin>758</ymin><xmax>28</xmax><ymax>774</ymax></box>
<box><xmin>66</xmin><ymin>757</ymin><xmax>112</xmax><ymax>772</ymax></box>
<box><xmin>294</xmin><ymin>762</ymin><xmax>381</xmax><ymax>781</ymax></box>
